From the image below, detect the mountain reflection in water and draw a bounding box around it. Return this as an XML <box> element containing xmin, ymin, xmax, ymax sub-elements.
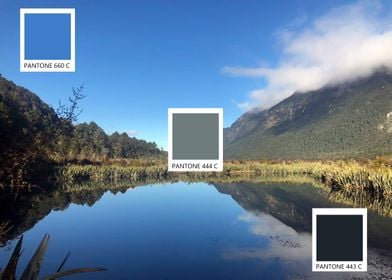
<box><xmin>0</xmin><ymin>180</ymin><xmax>391</xmax><ymax>279</ymax></box>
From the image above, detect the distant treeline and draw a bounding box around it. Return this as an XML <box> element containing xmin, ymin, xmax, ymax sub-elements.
<box><xmin>67</xmin><ymin>122</ymin><xmax>164</xmax><ymax>160</ymax></box>
<box><xmin>0</xmin><ymin>75</ymin><xmax>165</xmax><ymax>186</ymax></box>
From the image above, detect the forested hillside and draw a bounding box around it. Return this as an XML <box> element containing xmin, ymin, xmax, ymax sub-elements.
<box><xmin>0</xmin><ymin>75</ymin><xmax>164</xmax><ymax>185</ymax></box>
<box><xmin>224</xmin><ymin>70</ymin><xmax>392</xmax><ymax>159</ymax></box>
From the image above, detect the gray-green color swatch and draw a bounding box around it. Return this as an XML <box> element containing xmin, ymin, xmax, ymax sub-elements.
<box><xmin>172</xmin><ymin>113</ymin><xmax>219</xmax><ymax>160</ymax></box>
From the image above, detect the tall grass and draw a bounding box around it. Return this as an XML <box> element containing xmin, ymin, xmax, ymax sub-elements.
<box><xmin>0</xmin><ymin>222</ymin><xmax>11</xmax><ymax>247</ymax></box>
<box><xmin>225</xmin><ymin>160</ymin><xmax>392</xmax><ymax>198</ymax></box>
<box><xmin>58</xmin><ymin>159</ymin><xmax>392</xmax><ymax>200</ymax></box>
<box><xmin>328</xmin><ymin>190</ymin><xmax>392</xmax><ymax>217</ymax></box>
<box><xmin>0</xmin><ymin>234</ymin><xmax>105</xmax><ymax>279</ymax></box>
<box><xmin>58</xmin><ymin>163</ymin><xmax>167</xmax><ymax>182</ymax></box>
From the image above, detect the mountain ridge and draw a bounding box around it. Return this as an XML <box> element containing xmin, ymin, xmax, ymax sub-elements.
<box><xmin>224</xmin><ymin>70</ymin><xmax>392</xmax><ymax>159</ymax></box>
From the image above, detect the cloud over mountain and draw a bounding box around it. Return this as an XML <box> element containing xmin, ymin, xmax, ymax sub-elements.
<box><xmin>222</xmin><ymin>1</ymin><xmax>392</xmax><ymax>110</ymax></box>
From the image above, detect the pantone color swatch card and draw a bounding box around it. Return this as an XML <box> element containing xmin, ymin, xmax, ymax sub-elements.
<box><xmin>1</xmin><ymin>1</ymin><xmax>392</xmax><ymax>280</ymax></box>
<box><xmin>312</xmin><ymin>208</ymin><xmax>367</xmax><ymax>272</ymax></box>
<box><xmin>20</xmin><ymin>8</ymin><xmax>75</xmax><ymax>72</ymax></box>
<box><xmin>168</xmin><ymin>108</ymin><xmax>223</xmax><ymax>171</ymax></box>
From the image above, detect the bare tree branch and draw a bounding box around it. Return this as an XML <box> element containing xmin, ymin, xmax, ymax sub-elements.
<box><xmin>56</xmin><ymin>84</ymin><xmax>86</xmax><ymax>123</ymax></box>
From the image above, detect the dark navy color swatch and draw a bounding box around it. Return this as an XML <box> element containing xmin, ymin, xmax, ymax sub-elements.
<box><xmin>25</xmin><ymin>14</ymin><xmax>71</xmax><ymax>59</ymax></box>
<box><xmin>317</xmin><ymin>215</ymin><xmax>363</xmax><ymax>261</ymax></box>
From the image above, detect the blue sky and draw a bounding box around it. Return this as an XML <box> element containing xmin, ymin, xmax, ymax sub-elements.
<box><xmin>0</xmin><ymin>0</ymin><xmax>368</xmax><ymax>149</ymax></box>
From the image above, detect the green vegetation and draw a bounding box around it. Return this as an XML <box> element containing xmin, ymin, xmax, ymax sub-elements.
<box><xmin>1</xmin><ymin>175</ymin><xmax>390</xmax><ymax>253</ymax></box>
<box><xmin>0</xmin><ymin>222</ymin><xmax>10</xmax><ymax>247</ymax></box>
<box><xmin>214</xmin><ymin>181</ymin><xmax>392</xmax><ymax>249</ymax></box>
<box><xmin>1</xmin><ymin>159</ymin><xmax>389</xmax><ymax>247</ymax></box>
<box><xmin>0</xmin><ymin>72</ymin><xmax>391</xmax><ymax>218</ymax></box>
<box><xmin>224</xmin><ymin>159</ymin><xmax>392</xmax><ymax>216</ymax></box>
<box><xmin>58</xmin><ymin>159</ymin><xmax>392</xmax><ymax>201</ymax></box>
<box><xmin>0</xmin><ymin>234</ymin><xmax>105</xmax><ymax>280</ymax></box>
<box><xmin>0</xmin><ymin>168</ymin><xmax>390</xmax><ymax>250</ymax></box>
<box><xmin>0</xmin><ymin>76</ymin><xmax>165</xmax><ymax>186</ymax></box>
<box><xmin>58</xmin><ymin>160</ymin><xmax>167</xmax><ymax>182</ymax></box>
<box><xmin>59</xmin><ymin>158</ymin><xmax>392</xmax><ymax>218</ymax></box>
<box><xmin>225</xmin><ymin>70</ymin><xmax>392</xmax><ymax>159</ymax></box>
<box><xmin>225</xmin><ymin>160</ymin><xmax>392</xmax><ymax>198</ymax></box>
<box><xmin>328</xmin><ymin>190</ymin><xmax>391</xmax><ymax>217</ymax></box>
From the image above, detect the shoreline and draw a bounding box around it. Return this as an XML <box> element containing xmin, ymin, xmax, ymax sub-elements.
<box><xmin>55</xmin><ymin>159</ymin><xmax>392</xmax><ymax>198</ymax></box>
<box><xmin>1</xmin><ymin>159</ymin><xmax>391</xmax><ymax>217</ymax></box>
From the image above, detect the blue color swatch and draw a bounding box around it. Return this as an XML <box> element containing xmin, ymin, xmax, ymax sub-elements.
<box><xmin>25</xmin><ymin>13</ymin><xmax>71</xmax><ymax>60</ymax></box>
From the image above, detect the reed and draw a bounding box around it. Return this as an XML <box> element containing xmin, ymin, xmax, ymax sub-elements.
<box><xmin>58</xmin><ymin>159</ymin><xmax>392</xmax><ymax>199</ymax></box>
<box><xmin>58</xmin><ymin>163</ymin><xmax>167</xmax><ymax>182</ymax></box>
<box><xmin>327</xmin><ymin>190</ymin><xmax>392</xmax><ymax>217</ymax></box>
<box><xmin>224</xmin><ymin>160</ymin><xmax>392</xmax><ymax>198</ymax></box>
<box><xmin>0</xmin><ymin>234</ymin><xmax>105</xmax><ymax>279</ymax></box>
<box><xmin>0</xmin><ymin>222</ymin><xmax>11</xmax><ymax>247</ymax></box>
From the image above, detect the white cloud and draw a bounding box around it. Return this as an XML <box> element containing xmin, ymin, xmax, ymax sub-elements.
<box><xmin>238</xmin><ymin>212</ymin><xmax>297</xmax><ymax>237</ymax></box>
<box><xmin>222</xmin><ymin>1</ymin><xmax>392</xmax><ymax>110</ymax></box>
<box><xmin>223</xmin><ymin>211</ymin><xmax>311</xmax><ymax>263</ymax></box>
<box><xmin>126</xmin><ymin>130</ymin><xmax>140</xmax><ymax>137</ymax></box>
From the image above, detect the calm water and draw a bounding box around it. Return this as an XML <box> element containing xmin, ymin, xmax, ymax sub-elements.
<box><xmin>1</xmin><ymin>181</ymin><xmax>391</xmax><ymax>279</ymax></box>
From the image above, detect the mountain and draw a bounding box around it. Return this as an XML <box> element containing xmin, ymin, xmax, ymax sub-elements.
<box><xmin>224</xmin><ymin>70</ymin><xmax>392</xmax><ymax>159</ymax></box>
<box><xmin>0</xmin><ymin>75</ymin><xmax>164</xmax><ymax>184</ymax></box>
<box><xmin>213</xmin><ymin>182</ymin><xmax>392</xmax><ymax>250</ymax></box>
<box><xmin>213</xmin><ymin>182</ymin><xmax>330</xmax><ymax>232</ymax></box>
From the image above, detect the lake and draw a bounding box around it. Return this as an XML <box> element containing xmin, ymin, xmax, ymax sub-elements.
<box><xmin>1</xmin><ymin>180</ymin><xmax>391</xmax><ymax>279</ymax></box>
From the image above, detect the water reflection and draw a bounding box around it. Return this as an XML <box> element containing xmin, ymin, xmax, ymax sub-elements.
<box><xmin>0</xmin><ymin>234</ymin><xmax>105</xmax><ymax>279</ymax></box>
<box><xmin>221</xmin><ymin>211</ymin><xmax>312</xmax><ymax>280</ymax></box>
<box><xmin>224</xmin><ymin>211</ymin><xmax>312</xmax><ymax>260</ymax></box>
<box><xmin>215</xmin><ymin>182</ymin><xmax>392</xmax><ymax>279</ymax></box>
<box><xmin>0</xmin><ymin>180</ymin><xmax>391</xmax><ymax>279</ymax></box>
<box><xmin>214</xmin><ymin>182</ymin><xmax>392</xmax><ymax>251</ymax></box>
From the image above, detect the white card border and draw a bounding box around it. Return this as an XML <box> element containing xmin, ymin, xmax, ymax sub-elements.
<box><xmin>20</xmin><ymin>8</ymin><xmax>75</xmax><ymax>72</ymax></box>
<box><xmin>312</xmin><ymin>208</ymin><xmax>367</xmax><ymax>272</ymax></box>
<box><xmin>168</xmin><ymin>108</ymin><xmax>223</xmax><ymax>172</ymax></box>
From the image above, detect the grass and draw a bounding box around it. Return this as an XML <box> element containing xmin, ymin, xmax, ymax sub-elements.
<box><xmin>0</xmin><ymin>222</ymin><xmax>11</xmax><ymax>247</ymax></box>
<box><xmin>225</xmin><ymin>160</ymin><xmax>392</xmax><ymax>198</ymax></box>
<box><xmin>328</xmin><ymin>190</ymin><xmax>392</xmax><ymax>217</ymax></box>
<box><xmin>0</xmin><ymin>234</ymin><xmax>106</xmax><ymax>279</ymax></box>
<box><xmin>53</xmin><ymin>158</ymin><xmax>392</xmax><ymax>218</ymax></box>
<box><xmin>61</xmin><ymin>173</ymin><xmax>321</xmax><ymax>192</ymax></box>
<box><xmin>58</xmin><ymin>159</ymin><xmax>392</xmax><ymax>199</ymax></box>
<box><xmin>58</xmin><ymin>162</ymin><xmax>167</xmax><ymax>182</ymax></box>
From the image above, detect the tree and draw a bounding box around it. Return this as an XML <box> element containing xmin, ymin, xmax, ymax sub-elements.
<box><xmin>56</xmin><ymin>84</ymin><xmax>86</xmax><ymax>123</ymax></box>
